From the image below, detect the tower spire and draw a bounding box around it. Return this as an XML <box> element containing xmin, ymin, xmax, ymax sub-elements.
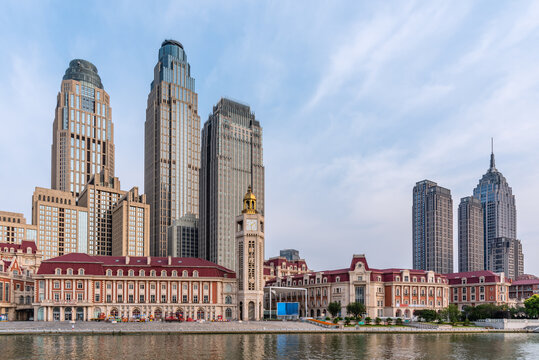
<box><xmin>489</xmin><ymin>137</ymin><xmax>496</xmax><ymax>171</ymax></box>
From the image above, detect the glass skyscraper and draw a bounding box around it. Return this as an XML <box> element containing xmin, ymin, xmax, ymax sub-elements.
<box><xmin>199</xmin><ymin>98</ymin><xmax>264</xmax><ymax>271</ymax></box>
<box><xmin>472</xmin><ymin>151</ymin><xmax>517</xmax><ymax>270</ymax></box>
<box><xmin>51</xmin><ymin>59</ymin><xmax>114</xmax><ymax>197</ymax></box>
<box><xmin>145</xmin><ymin>40</ymin><xmax>201</xmax><ymax>256</ymax></box>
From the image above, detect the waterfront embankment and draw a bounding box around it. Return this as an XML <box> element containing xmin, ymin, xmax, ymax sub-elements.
<box><xmin>0</xmin><ymin>321</ymin><xmax>532</xmax><ymax>335</ymax></box>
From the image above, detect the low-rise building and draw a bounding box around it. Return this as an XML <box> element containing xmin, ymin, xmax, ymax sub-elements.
<box><xmin>0</xmin><ymin>256</ymin><xmax>35</xmax><ymax>320</ymax></box>
<box><xmin>263</xmin><ymin>256</ymin><xmax>309</xmax><ymax>283</ymax></box>
<box><xmin>446</xmin><ymin>270</ymin><xmax>511</xmax><ymax>310</ymax></box>
<box><xmin>509</xmin><ymin>275</ymin><xmax>539</xmax><ymax>303</ymax></box>
<box><xmin>32</xmin><ymin>253</ymin><xmax>237</xmax><ymax>321</ymax></box>
<box><xmin>266</xmin><ymin>254</ymin><xmax>449</xmax><ymax>319</ymax></box>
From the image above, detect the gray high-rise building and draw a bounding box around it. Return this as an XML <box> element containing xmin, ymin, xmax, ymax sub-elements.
<box><xmin>280</xmin><ymin>249</ymin><xmax>300</xmax><ymax>261</ymax></box>
<box><xmin>199</xmin><ymin>98</ymin><xmax>264</xmax><ymax>271</ymax></box>
<box><xmin>167</xmin><ymin>214</ymin><xmax>198</xmax><ymax>258</ymax></box>
<box><xmin>489</xmin><ymin>237</ymin><xmax>524</xmax><ymax>279</ymax></box>
<box><xmin>472</xmin><ymin>149</ymin><xmax>517</xmax><ymax>270</ymax></box>
<box><xmin>145</xmin><ymin>40</ymin><xmax>201</xmax><ymax>256</ymax></box>
<box><xmin>413</xmin><ymin>180</ymin><xmax>453</xmax><ymax>274</ymax></box>
<box><xmin>458</xmin><ymin>196</ymin><xmax>484</xmax><ymax>272</ymax></box>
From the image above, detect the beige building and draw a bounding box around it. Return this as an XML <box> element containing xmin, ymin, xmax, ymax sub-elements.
<box><xmin>458</xmin><ymin>196</ymin><xmax>484</xmax><ymax>272</ymax></box>
<box><xmin>33</xmin><ymin>253</ymin><xmax>237</xmax><ymax>321</ymax></box>
<box><xmin>263</xmin><ymin>256</ymin><xmax>309</xmax><ymax>283</ymax></box>
<box><xmin>51</xmin><ymin>59</ymin><xmax>114</xmax><ymax>197</ymax></box>
<box><xmin>31</xmin><ymin>187</ymin><xmax>88</xmax><ymax>260</ymax></box>
<box><xmin>0</xmin><ymin>241</ymin><xmax>43</xmax><ymax>275</ymax></box>
<box><xmin>78</xmin><ymin>170</ymin><xmax>125</xmax><ymax>256</ymax></box>
<box><xmin>266</xmin><ymin>254</ymin><xmax>449</xmax><ymax>319</ymax></box>
<box><xmin>111</xmin><ymin>187</ymin><xmax>150</xmax><ymax>257</ymax></box>
<box><xmin>145</xmin><ymin>40</ymin><xmax>201</xmax><ymax>257</ymax></box>
<box><xmin>235</xmin><ymin>187</ymin><xmax>265</xmax><ymax>321</ymax></box>
<box><xmin>0</xmin><ymin>211</ymin><xmax>38</xmax><ymax>244</ymax></box>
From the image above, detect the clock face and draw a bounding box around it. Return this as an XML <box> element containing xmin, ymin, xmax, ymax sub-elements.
<box><xmin>245</xmin><ymin>219</ymin><xmax>258</xmax><ymax>231</ymax></box>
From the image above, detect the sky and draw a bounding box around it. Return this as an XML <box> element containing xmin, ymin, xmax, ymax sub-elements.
<box><xmin>1</xmin><ymin>1</ymin><xmax>538</xmax><ymax>275</ymax></box>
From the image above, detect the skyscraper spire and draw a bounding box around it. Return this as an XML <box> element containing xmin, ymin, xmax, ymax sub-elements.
<box><xmin>489</xmin><ymin>138</ymin><xmax>496</xmax><ymax>172</ymax></box>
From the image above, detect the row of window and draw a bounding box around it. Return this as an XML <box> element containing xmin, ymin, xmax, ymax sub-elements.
<box><xmin>54</xmin><ymin>268</ymin><xmax>204</xmax><ymax>277</ymax></box>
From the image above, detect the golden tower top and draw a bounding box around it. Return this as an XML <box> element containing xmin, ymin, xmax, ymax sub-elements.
<box><xmin>242</xmin><ymin>186</ymin><xmax>257</xmax><ymax>214</ymax></box>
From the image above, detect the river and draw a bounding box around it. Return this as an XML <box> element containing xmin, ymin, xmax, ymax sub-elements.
<box><xmin>1</xmin><ymin>333</ymin><xmax>538</xmax><ymax>359</ymax></box>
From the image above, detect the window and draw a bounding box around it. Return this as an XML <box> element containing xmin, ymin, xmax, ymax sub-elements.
<box><xmin>55</xmin><ymin>268</ymin><xmax>61</xmax><ymax>275</ymax></box>
<box><xmin>67</xmin><ymin>268</ymin><xmax>73</xmax><ymax>275</ymax></box>
<box><xmin>461</xmin><ymin>278</ymin><xmax>467</xmax><ymax>285</ymax></box>
<box><xmin>404</xmin><ymin>276</ymin><xmax>409</xmax><ymax>282</ymax></box>
<box><xmin>193</xmin><ymin>271</ymin><xmax>198</xmax><ymax>277</ymax></box>
<box><xmin>77</xmin><ymin>293</ymin><xmax>83</xmax><ymax>301</ymax></box>
<box><xmin>161</xmin><ymin>294</ymin><xmax>166</xmax><ymax>303</ymax></box>
<box><xmin>182</xmin><ymin>295</ymin><xmax>188</xmax><ymax>303</ymax></box>
<box><xmin>172</xmin><ymin>271</ymin><xmax>178</xmax><ymax>277</ymax></box>
<box><xmin>193</xmin><ymin>295</ymin><xmax>198</xmax><ymax>303</ymax></box>
<box><xmin>139</xmin><ymin>295</ymin><xmax>145</xmax><ymax>303</ymax></box>
<box><xmin>95</xmin><ymin>294</ymin><xmax>100</xmax><ymax>302</ymax></box>
<box><xmin>183</xmin><ymin>270</ymin><xmax>188</xmax><ymax>277</ymax></box>
<box><xmin>95</xmin><ymin>281</ymin><xmax>100</xmax><ymax>289</ymax></box>
<box><xmin>118</xmin><ymin>270</ymin><xmax>123</xmax><ymax>276</ymax></box>
<box><xmin>161</xmin><ymin>270</ymin><xmax>167</xmax><ymax>277</ymax></box>
<box><xmin>203</xmin><ymin>295</ymin><xmax>209</xmax><ymax>303</ymax></box>
<box><xmin>107</xmin><ymin>269</ymin><xmax>112</xmax><ymax>276</ymax></box>
<box><xmin>54</xmin><ymin>281</ymin><xmax>60</xmax><ymax>289</ymax></box>
<box><xmin>129</xmin><ymin>270</ymin><xmax>134</xmax><ymax>276</ymax></box>
<box><xmin>139</xmin><ymin>270</ymin><xmax>145</xmax><ymax>277</ymax></box>
<box><xmin>65</xmin><ymin>281</ymin><xmax>72</xmax><ymax>289</ymax></box>
<box><xmin>150</xmin><ymin>270</ymin><xmax>156</xmax><ymax>277</ymax></box>
<box><xmin>77</xmin><ymin>281</ymin><xmax>83</xmax><ymax>289</ymax></box>
<box><xmin>78</xmin><ymin>268</ymin><xmax>84</xmax><ymax>275</ymax></box>
<box><xmin>225</xmin><ymin>295</ymin><xmax>232</xmax><ymax>304</ymax></box>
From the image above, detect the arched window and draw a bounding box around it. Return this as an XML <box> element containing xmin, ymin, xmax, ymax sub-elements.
<box><xmin>225</xmin><ymin>295</ymin><xmax>232</xmax><ymax>304</ymax></box>
<box><xmin>139</xmin><ymin>270</ymin><xmax>145</xmax><ymax>277</ymax></box>
<box><xmin>182</xmin><ymin>270</ymin><xmax>188</xmax><ymax>277</ymax></box>
<box><xmin>67</xmin><ymin>268</ymin><xmax>73</xmax><ymax>275</ymax></box>
<box><xmin>117</xmin><ymin>270</ymin><xmax>123</xmax><ymax>276</ymax></box>
<box><xmin>193</xmin><ymin>270</ymin><xmax>199</xmax><ymax>277</ymax></box>
<box><xmin>55</xmin><ymin>268</ymin><xmax>62</xmax><ymax>275</ymax></box>
<box><xmin>78</xmin><ymin>268</ymin><xmax>85</xmax><ymax>275</ymax></box>
<box><xmin>172</xmin><ymin>270</ymin><xmax>178</xmax><ymax>277</ymax></box>
<box><xmin>106</xmin><ymin>269</ymin><xmax>112</xmax><ymax>276</ymax></box>
<box><xmin>161</xmin><ymin>270</ymin><xmax>167</xmax><ymax>277</ymax></box>
<box><xmin>150</xmin><ymin>270</ymin><xmax>156</xmax><ymax>277</ymax></box>
<box><xmin>129</xmin><ymin>270</ymin><xmax>134</xmax><ymax>276</ymax></box>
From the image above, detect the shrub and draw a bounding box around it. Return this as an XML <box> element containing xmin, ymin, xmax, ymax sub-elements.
<box><xmin>386</xmin><ymin>317</ymin><xmax>392</xmax><ymax>325</ymax></box>
<box><xmin>365</xmin><ymin>317</ymin><xmax>371</xmax><ymax>325</ymax></box>
<box><xmin>333</xmin><ymin>318</ymin><xmax>339</xmax><ymax>324</ymax></box>
<box><xmin>396</xmin><ymin>318</ymin><xmax>403</xmax><ymax>325</ymax></box>
<box><xmin>375</xmin><ymin>317</ymin><xmax>381</xmax><ymax>325</ymax></box>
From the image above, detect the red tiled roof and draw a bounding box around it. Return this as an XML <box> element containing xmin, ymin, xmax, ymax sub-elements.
<box><xmin>445</xmin><ymin>270</ymin><xmax>506</xmax><ymax>285</ymax></box>
<box><xmin>37</xmin><ymin>254</ymin><xmax>236</xmax><ymax>278</ymax></box>
<box><xmin>0</xmin><ymin>241</ymin><xmax>39</xmax><ymax>253</ymax></box>
<box><xmin>511</xmin><ymin>279</ymin><xmax>539</xmax><ymax>286</ymax></box>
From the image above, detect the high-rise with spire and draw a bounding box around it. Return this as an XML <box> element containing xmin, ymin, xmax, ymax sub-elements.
<box><xmin>199</xmin><ymin>98</ymin><xmax>264</xmax><ymax>271</ymax></box>
<box><xmin>472</xmin><ymin>142</ymin><xmax>517</xmax><ymax>270</ymax></box>
<box><xmin>145</xmin><ymin>40</ymin><xmax>201</xmax><ymax>256</ymax></box>
<box><xmin>51</xmin><ymin>59</ymin><xmax>114</xmax><ymax>197</ymax></box>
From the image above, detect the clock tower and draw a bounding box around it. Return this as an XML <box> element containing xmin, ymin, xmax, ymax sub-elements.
<box><xmin>236</xmin><ymin>186</ymin><xmax>265</xmax><ymax>321</ymax></box>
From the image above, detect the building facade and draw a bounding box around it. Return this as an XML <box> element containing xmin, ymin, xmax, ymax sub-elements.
<box><xmin>280</xmin><ymin>249</ymin><xmax>300</xmax><ymax>261</ymax></box>
<box><xmin>446</xmin><ymin>270</ymin><xmax>511</xmax><ymax>310</ymax></box>
<box><xmin>413</xmin><ymin>180</ymin><xmax>453</xmax><ymax>274</ymax></box>
<box><xmin>31</xmin><ymin>187</ymin><xmax>88</xmax><ymax>260</ymax></box>
<box><xmin>32</xmin><ymin>253</ymin><xmax>237</xmax><ymax>321</ymax></box>
<box><xmin>0</xmin><ymin>211</ymin><xmax>38</xmax><ymax>244</ymax></box>
<box><xmin>510</xmin><ymin>275</ymin><xmax>539</xmax><ymax>303</ymax></box>
<box><xmin>263</xmin><ymin>256</ymin><xmax>309</xmax><ymax>282</ymax></box>
<box><xmin>145</xmin><ymin>40</ymin><xmax>201</xmax><ymax>257</ymax></box>
<box><xmin>488</xmin><ymin>237</ymin><xmax>524</xmax><ymax>280</ymax></box>
<box><xmin>0</xmin><ymin>241</ymin><xmax>43</xmax><ymax>275</ymax></box>
<box><xmin>458</xmin><ymin>196</ymin><xmax>484</xmax><ymax>272</ymax></box>
<box><xmin>78</xmin><ymin>170</ymin><xmax>125</xmax><ymax>256</ymax></box>
<box><xmin>472</xmin><ymin>150</ymin><xmax>517</xmax><ymax>270</ymax></box>
<box><xmin>200</xmin><ymin>98</ymin><xmax>264</xmax><ymax>271</ymax></box>
<box><xmin>266</xmin><ymin>255</ymin><xmax>449</xmax><ymax>319</ymax></box>
<box><xmin>111</xmin><ymin>187</ymin><xmax>150</xmax><ymax>257</ymax></box>
<box><xmin>51</xmin><ymin>59</ymin><xmax>114</xmax><ymax>197</ymax></box>
<box><xmin>235</xmin><ymin>187</ymin><xmax>265</xmax><ymax>321</ymax></box>
<box><xmin>167</xmin><ymin>214</ymin><xmax>198</xmax><ymax>258</ymax></box>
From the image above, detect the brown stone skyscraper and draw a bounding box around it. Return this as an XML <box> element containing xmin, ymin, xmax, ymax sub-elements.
<box><xmin>458</xmin><ymin>196</ymin><xmax>484</xmax><ymax>272</ymax></box>
<box><xmin>51</xmin><ymin>59</ymin><xmax>114</xmax><ymax>197</ymax></box>
<box><xmin>413</xmin><ymin>180</ymin><xmax>453</xmax><ymax>274</ymax></box>
<box><xmin>145</xmin><ymin>40</ymin><xmax>201</xmax><ymax>256</ymax></box>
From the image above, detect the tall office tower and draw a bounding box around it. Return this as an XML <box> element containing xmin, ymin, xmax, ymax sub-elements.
<box><xmin>167</xmin><ymin>214</ymin><xmax>198</xmax><ymax>258</ymax></box>
<box><xmin>145</xmin><ymin>40</ymin><xmax>201</xmax><ymax>257</ymax></box>
<box><xmin>472</xmin><ymin>149</ymin><xmax>517</xmax><ymax>270</ymax></box>
<box><xmin>32</xmin><ymin>188</ymin><xmax>88</xmax><ymax>260</ymax></box>
<box><xmin>111</xmin><ymin>187</ymin><xmax>150</xmax><ymax>257</ymax></box>
<box><xmin>0</xmin><ymin>211</ymin><xmax>37</xmax><ymax>244</ymax></box>
<box><xmin>489</xmin><ymin>237</ymin><xmax>524</xmax><ymax>279</ymax></box>
<box><xmin>78</xmin><ymin>170</ymin><xmax>125</xmax><ymax>256</ymax></box>
<box><xmin>458</xmin><ymin>196</ymin><xmax>484</xmax><ymax>272</ymax></box>
<box><xmin>199</xmin><ymin>98</ymin><xmax>265</xmax><ymax>271</ymax></box>
<box><xmin>412</xmin><ymin>180</ymin><xmax>453</xmax><ymax>274</ymax></box>
<box><xmin>51</xmin><ymin>59</ymin><xmax>114</xmax><ymax>197</ymax></box>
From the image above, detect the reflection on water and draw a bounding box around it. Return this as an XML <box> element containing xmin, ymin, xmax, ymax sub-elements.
<box><xmin>2</xmin><ymin>333</ymin><xmax>539</xmax><ymax>360</ymax></box>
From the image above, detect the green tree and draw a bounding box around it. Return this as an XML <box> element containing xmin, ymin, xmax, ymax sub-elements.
<box><xmin>441</xmin><ymin>304</ymin><xmax>460</xmax><ymax>324</ymax></box>
<box><xmin>327</xmin><ymin>302</ymin><xmax>341</xmax><ymax>318</ymax></box>
<box><xmin>414</xmin><ymin>309</ymin><xmax>438</xmax><ymax>322</ymax></box>
<box><xmin>525</xmin><ymin>294</ymin><xmax>539</xmax><ymax>319</ymax></box>
<box><xmin>375</xmin><ymin>317</ymin><xmax>381</xmax><ymax>325</ymax></box>
<box><xmin>346</xmin><ymin>302</ymin><xmax>366</xmax><ymax>319</ymax></box>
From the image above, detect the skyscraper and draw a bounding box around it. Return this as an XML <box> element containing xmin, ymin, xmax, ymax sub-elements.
<box><xmin>167</xmin><ymin>214</ymin><xmax>198</xmax><ymax>258</ymax></box>
<box><xmin>489</xmin><ymin>237</ymin><xmax>524</xmax><ymax>279</ymax></box>
<box><xmin>200</xmin><ymin>98</ymin><xmax>264</xmax><ymax>271</ymax></box>
<box><xmin>51</xmin><ymin>59</ymin><xmax>114</xmax><ymax>197</ymax></box>
<box><xmin>413</xmin><ymin>180</ymin><xmax>453</xmax><ymax>274</ymax></box>
<box><xmin>458</xmin><ymin>196</ymin><xmax>484</xmax><ymax>272</ymax></box>
<box><xmin>472</xmin><ymin>148</ymin><xmax>517</xmax><ymax>270</ymax></box>
<box><xmin>145</xmin><ymin>40</ymin><xmax>201</xmax><ymax>256</ymax></box>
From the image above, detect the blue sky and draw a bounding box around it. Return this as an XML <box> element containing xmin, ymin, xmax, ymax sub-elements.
<box><xmin>1</xmin><ymin>1</ymin><xmax>538</xmax><ymax>275</ymax></box>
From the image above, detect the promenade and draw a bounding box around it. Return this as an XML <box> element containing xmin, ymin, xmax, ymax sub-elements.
<box><xmin>0</xmin><ymin>321</ymin><xmax>529</xmax><ymax>335</ymax></box>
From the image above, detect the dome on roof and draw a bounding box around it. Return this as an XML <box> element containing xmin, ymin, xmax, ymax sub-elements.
<box><xmin>63</xmin><ymin>59</ymin><xmax>103</xmax><ymax>89</ymax></box>
<box><xmin>242</xmin><ymin>186</ymin><xmax>257</xmax><ymax>214</ymax></box>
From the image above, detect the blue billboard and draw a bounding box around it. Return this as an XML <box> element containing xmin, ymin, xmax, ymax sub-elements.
<box><xmin>277</xmin><ymin>302</ymin><xmax>299</xmax><ymax>316</ymax></box>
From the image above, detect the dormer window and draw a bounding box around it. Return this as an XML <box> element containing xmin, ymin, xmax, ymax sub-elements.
<box><xmin>479</xmin><ymin>277</ymin><xmax>485</xmax><ymax>283</ymax></box>
<box><xmin>106</xmin><ymin>269</ymin><xmax>112</xmax><ymax>276</ymax></box>
<box><xmin>172</xmin><ymin>270</ymin><xmax>178</xmax><ymax>277</ymax></box>
<box><xmin>183</xmin><ymin>270</ymin><xmax>188</xmax><ymax>277</ymax></box>
<box><xmin>193</xmin><ymin>270</ymin><xmax>199</xmax><ymax>277</ymax></box>
<box><xmin>413</xmin><ymin>277</ymin><xmax>417</xmax><ymax>282</ymax></box>
<box><xmin>78</xmin><ymin>268</ymin><xmax>84</xmax><ymax>275</ymax></box>
<box><xmin>404</xmin><ymin>276</ymin><xmax>409</xmax><ymax>282</ymax></box>
<box><xmin>396</xmin><ymin>276</ymin><xmax>400</xmax><ymax>282</ymax></box>
<box><xmin>161</xmin><ymin>270</ymin><xmax>167</xmax><ymax>277</ymax></box>
<box><xmin>336</xmin><ymin>277</ymin><xmax>340</xmax><ymax>283</ymax></box>
<box><xmin>462</xmin><ymin>278</ymin><xmax>467</xmax><ymax>285</ymax></box>
<box><xmin>67</xmin><ymin>268</ymin><xmax>73</xmax><ymax>275</ymax></box>
<box><xmin>55</xmin><ymin>268</ymin><xmax>62</xmax><ymax>275</ymax></box>
<box><xmin>139</xmin><ymin>270</ymin><xmax>145</xmax><ymax>277</ymax></box>
<box><xmin>150</xmin><ymin>270</ymin><xmax>156</xmax><ymax>277</ymax></box>
<box><xmin>118</xmin><ymin>270</ymin><xmax>123</xmax><ymax>276</ymax></box>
